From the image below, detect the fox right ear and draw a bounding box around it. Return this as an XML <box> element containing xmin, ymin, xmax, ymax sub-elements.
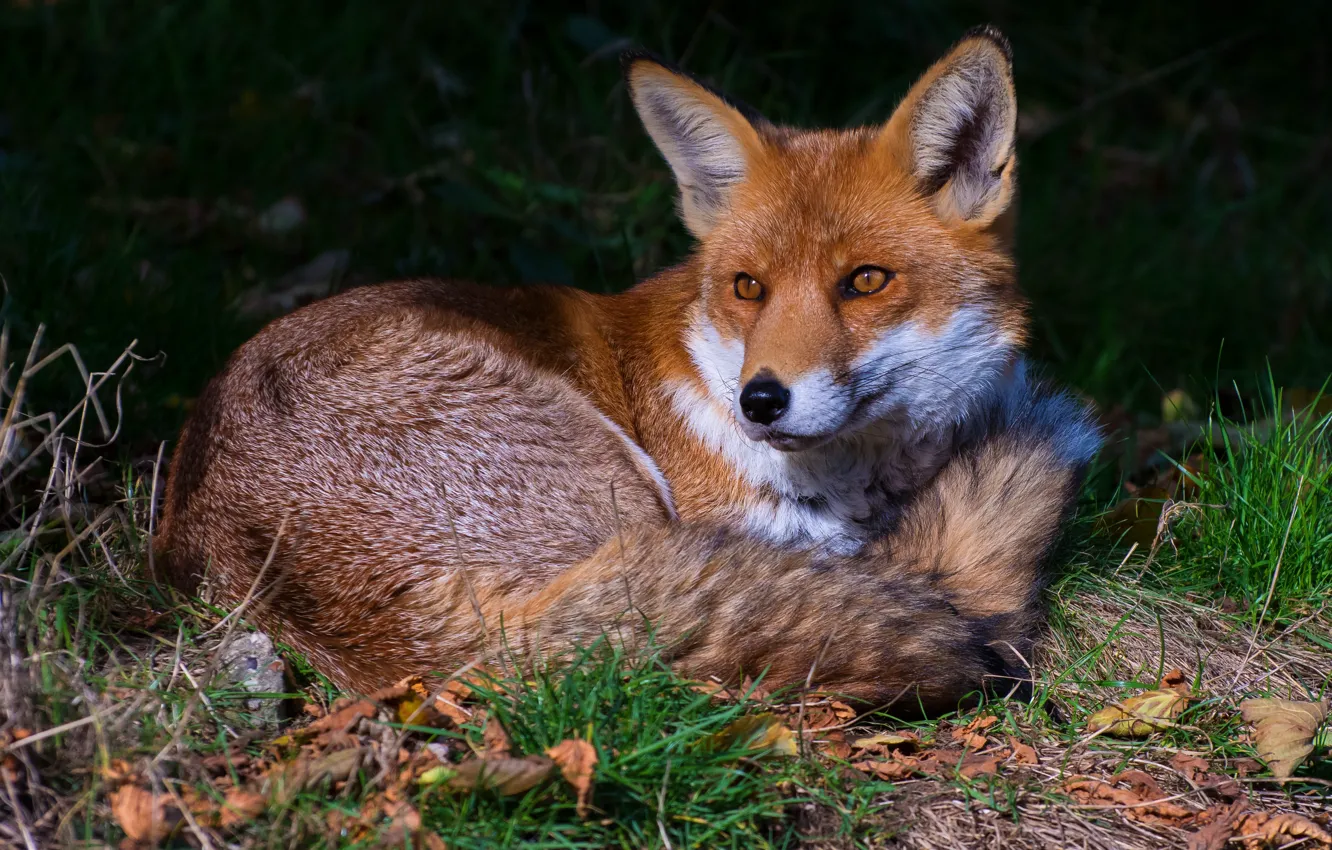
<box><xmin>624</xmin><ymin>53</ymin><xmax>766</xmax><ymax>239</ymax></box>
<box><xmin>882</xmin><ymin>26</ymin><xmax>1019</xmax><ymax>227</ymax></box>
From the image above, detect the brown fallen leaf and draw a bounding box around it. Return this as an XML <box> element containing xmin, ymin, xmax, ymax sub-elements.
<box><xmin>446</xmin><ymin>756</ymin><xmax>553</xmax><ymax>796</ymax></box>
<box><xmin>1063</xmin><ymin>777</ymin><xmax>1196</xmax><ymax>824</ymax></box>
<box><xmin>1087</xmin><ymin>686</ymin><xmax>1190</xmax><ymax>737</ymax></box>
<box><xmin>264</xmin><ymin>747</ymin><xmax>363</xmax><ymax>804</ymax></box>
<box><xmin>1116</xmin><ymin>769</ymin><xmax>1168</xmax><ymax>802</ymax></box>
<box><xmin>1235</xmin><ymin>810</ymin><xmax>1332</xmax><ymax>848</ymax></box>
<box><xmin>547</xmin><ymin>739</ymin><xmax>598</xmax><ymax>818</ymax></box>
<box><xmin>1008</xmin><ymin>737</ymin><xmax>1038</xmax><ymax>765</ymax></box>
<box><xmin>110</xmin><ymin>785</ymin><xmax>180</xmax><ymax>844</ymax></box>
<box><xmin>818</xmin><ymin>729</ymin><xmax>854</xmax><ymax>760</ymax></box>
<box><xmin>305</xmin><ymin>698</ymin><xmax>377</xmax><ymax>737</ymax></box>
<box><xmin>852</xmin><ymin>757</ymin><xmax>916</xmax><ymax>781</ymax></box>
<box><xmin>958</xmin><ymin>751</ymin><xmax>1004</xmax><ymax>778</ymax></box>
<box><xmin>1239</xmin><ymin>697</ymin><xmax>1329</xmax><ymax>779</ymax></box>
<box><xmin>216</xmin><ymin>787</ymin><xmax>267</xmax><ymax>829</ymax></box>
<box><xmin>1097</xmin><ymin>485</ymin><xmax>1172</xmax><ymax>547</ymax></box>
<box><xmin>1170</xmin><ymin>753</ymin><xmax>1210</xmax><ymax>784</ymax></box>
<box><xmin>851</xmin><ymin>731</ymin><xmax>919</xmax><ymax>753</ymax></box>
<box><xmin>1187</xmin><ymin>799</ymin><xmax>1249</xmax><ymax>850</ymax></box>
<box><xmin>482</xmin><ymin>714</ymin><xmax>512</xmax><ymax>758</ymax></box>
<box><xmin>431</xmin><ymin>679</ymin><xmax>477</xmax><ymax>726</ymax></box>
<box><xmin>698</xmin><ymin>714</ymin><xmax>798</xmax><ymax>757</ymax></box>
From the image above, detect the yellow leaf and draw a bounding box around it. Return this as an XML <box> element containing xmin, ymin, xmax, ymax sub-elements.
<box><xmin>697</xmin><ymin>714</ymin><xmax>798</xmax><ymax>757</ymax></box>
<box><xmin>1087</xmin><ymin>688</ymin><xmax>1189</xmax><ymax>737</ymax></box>
<box><xmin>1162</xmin><ymin>388</ymin><xmax>1200</xmax><ymax>423</ymax></box>
<box><xmin>417</xmin><ymin>765</ymin><xmax>454</xmax><ymax>786</ymax></box>
<box><xmin>445</xmin><ymin>756</ymin><xmax>553</xmax><ymax>796</ymax></box>
<box><xmin>851</xmin><ymin>732</ymin><xmax>918</xmax><ymax>751</ymax></box>
<box><xmin>546</xmin><ymin>739</ymin><xmax>598</xmax><ymax>818</ymax></box>
<box><xmin>1240</xmin><ymin>698</ymin><xmax>1329</xmax><ymax>779</ymax></box>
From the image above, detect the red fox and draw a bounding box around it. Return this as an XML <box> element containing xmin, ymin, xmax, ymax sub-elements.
<box><xmin>157</xmin><ymin>27</ymin><xmax>1099</xmax><ymax>711</ymax></box>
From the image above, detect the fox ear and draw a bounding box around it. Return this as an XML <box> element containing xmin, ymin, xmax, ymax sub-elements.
<box><xmin>624</xmin><ymin>53</ymin><xmax>766</xmax><ymax>239</ymax></box>
<box><xmin>884</xmin><ymin>27</ymin><xmax>1018</xmax><ymax>226</ymax></box>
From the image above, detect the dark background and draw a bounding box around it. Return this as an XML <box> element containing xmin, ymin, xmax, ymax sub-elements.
<box><xmin>3</xmin><ymin>0</ymin><xmax>1329</xmax><ymax>446</ymax></box>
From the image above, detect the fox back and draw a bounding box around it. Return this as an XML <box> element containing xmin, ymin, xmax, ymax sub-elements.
<box><xmin>157</xmin><ymin>28</ymin><xmax>1100</xmax><ymax>709</ymax></box>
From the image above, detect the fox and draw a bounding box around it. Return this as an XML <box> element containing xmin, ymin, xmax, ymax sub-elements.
<box><xmin>156</xmin><ymin>27</ymin><xmax>1100</xmax><ymax>712</ymax></box>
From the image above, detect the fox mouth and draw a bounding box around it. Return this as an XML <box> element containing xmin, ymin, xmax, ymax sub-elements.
<box><xmin>744</xmin><ymin>429</ymin><xmax>835</xmax><ymax>453</ymax></box>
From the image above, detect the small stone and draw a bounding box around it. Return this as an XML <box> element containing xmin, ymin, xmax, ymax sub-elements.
<box><xmin>218</xmin><ymin>631</ymin><xmax>287</xmax><ymax>727</ymax></box>
<box><xmin>254</xmin><ymin>196</ymin><xmax>306</xmax><ymax>236</ymax></box>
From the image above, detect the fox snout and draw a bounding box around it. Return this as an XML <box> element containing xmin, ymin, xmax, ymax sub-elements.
<box><xmin>734</xmin><ymin>368</ymin><xmax>860</xmax><ymax>451</ymax></box>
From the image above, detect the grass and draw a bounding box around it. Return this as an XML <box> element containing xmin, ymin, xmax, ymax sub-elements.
<box><xmin>1178</xmin><ymin>389</ymin><xmax>1332</xmax><ymax>613</ymax></box>
<box><xmin>3</xmin><ymin>0</ymin><xmax>1332</xmax><ymax>846</ymax></box>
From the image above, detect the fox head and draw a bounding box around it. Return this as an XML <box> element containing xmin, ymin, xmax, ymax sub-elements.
<box><xmin>627</xmin><ymin>28</ymin><xmax>1027</xmax><ymax>452</ymax></box>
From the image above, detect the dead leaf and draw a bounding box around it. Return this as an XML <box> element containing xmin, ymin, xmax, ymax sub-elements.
<box><xmin>110</xmin><ymin>785</ymin><xmax>180</xmax><ymax>844</ymax></box>
<box><xmin>306</xmin><ymin>698</ymin><xmax>377</xmax><ymax>737</ymax></box>
<box><xmin>852</xmin><ymin>757</ymin><xmax>916</xmax><ymax>781</ymax></box>
<box><xmin>431</xmin><ymin>679</ymin><xmax>476</xmax><ymax>726</ymax></box>
<box><xmin>1063</xmin><ymin>776</ymin><xmax>1196</xmax><ymax>824</ymax></box>
<box><xmin>482</xmin><ymin>715</ymin><xmax>512</xmax><ymax>758</ymax></box>
<box><xmin>264</xmin><ymin>747</ymin><xmax>363</xmax><ymax>804</ymax></box>
<box><xmin>1097</xmin><ymin>486</ymin><xmax>1172</xmax><ymax>547</ymax></box>
<box><xmin>1236</xmin><ymin>810</ymin><xmax>1332</xmax><ymax>848</ymax></box>
<box><xmin>1088</xmin><ymin>686</ymin><xmax>1190</xmax><ymax>737</ymax></box>
<box><xmin>1187</xmin><ymin>800</ymin><xmax>1249</xmax><ymax>850</ymax></box>
<box><xmin>254</xmin><ymin>196</ymin><xmax>306</xmax><ymax>237</ymax></box>
<box><xmin>1240</xmin><ymin>698</ymin><xmax>1329</xmax><ymax>779</ymax></box>
<box><xmin>1170</xmin><ymin>753</ymin><xmax>1210</xmax><ymax>784</ymax></box>
<box><xmin>1008</xmin><ymin>737</ymin><xmax>1038</xmax><ymax>765</ymax></box>
<box><xmin>217</xmin><ymin>787</ymin><xmax>266</xmax><ymax>829</ymax></box>
<box><xmin>1163</xmin><ymin>388</ymin><xmax>1200</xmax><ymax>423</ymax></box>
<box><xmin>958</xmin><ymin>751</ymin><xmax>1004</xmax><ymax>778</ymax></box>
<box><xmin>446</xmin><ymin>756</ymin><xmax>553</xmax><ymax>796</ymax></box>
<box><xmin>547</xmin><ymin>739</ymin><xmax>598</xmax><ymax>818</ymax></box>
<box><xmin>818</xmin><ymin>729</ymin><xmax>854</xmax><ymax>760</ymax></box>
<box><xmin>698</xmin><ymin>714</ymin><xmax>798</xmax><ymax>757</ymax></box>
<box><xmin>851</xmin><ymin>731</ymin><xmax>918</xmax><ymax>753</ymax></box>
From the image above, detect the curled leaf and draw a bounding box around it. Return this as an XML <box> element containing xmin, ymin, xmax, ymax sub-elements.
<box><xmin>851</xmin><ymin>732</ymin><xmax>918</xmax><ymax>753</ymax></box>
<box><xmin>1239</xmin><ymin>698</ymin><xmax>1329</xmax><ymax>779</ymax></box>
<box><xmin>482</xmin><ymin>714</ymin><xmax>512</xmax><ymax>758</ymax></box>
<box><xmin>264</xmin><ymin>747</ymin><xmax>363</xmax><ymax>804</ymax></box>
<box><xmin>1088</xmin><ymin>688</ymin><xmax>1190</xmax><ymax>737</ymax></box>
<box><xmin>446</xmin><ymin>756</ymin><xmax>553</xmax><ymax>795</ymax></box>
<box><xmin>697</xmin><ymin>714</ymin><xmax>798</xmax><ymax>757</ymax></box>
<box><xmin>547</xmin><ymin>739</ymin><xmax>598</xmax><ymax>818</ymax></box>
<box><xmin>110</xmin><ymin>785</ymin><xmax>181</xmax><ymax>844</ymax></box>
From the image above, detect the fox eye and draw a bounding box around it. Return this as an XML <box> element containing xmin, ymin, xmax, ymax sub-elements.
<box><xmin>734</xmin><ymin>273</ymin><xmax>764</xmax><ymax>301</ymax></box>
<box><xmin>844</xmin><ymin>266</ymin><xmax>894</xmax><ymax>296</ymax></box>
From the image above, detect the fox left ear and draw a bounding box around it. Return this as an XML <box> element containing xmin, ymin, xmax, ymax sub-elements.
<box><xmin>624</xmin><ymin>52</ymin><xmax>768</xmax><ymax>239</ymax></box>
<box><xmin>883</xmin><ymin>26</ymin><xmax>1018</xmax><ymax>227</ymax></box>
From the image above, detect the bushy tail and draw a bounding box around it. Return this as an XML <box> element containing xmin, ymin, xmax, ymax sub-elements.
<box><xmin>501</xmin><ymin>377</ymin><xmax>1100</xmax><ymax>712</ymax></box>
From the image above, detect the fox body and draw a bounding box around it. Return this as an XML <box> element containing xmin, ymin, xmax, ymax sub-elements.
<box><xmin>158</xmin><ymin>28</ymin><xmax>1100</xmax><ymax>710</ymax></box>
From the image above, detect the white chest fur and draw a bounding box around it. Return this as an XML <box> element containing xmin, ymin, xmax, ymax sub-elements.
<box><xmin>669</xmin><ymin>307</ymin><xmax>1012</xmax><ymax>554</ymax></box>
<box><xmin>669</xmin><ymin>379</ymin><xmax>954</xmax><ymax>554</ymax></box>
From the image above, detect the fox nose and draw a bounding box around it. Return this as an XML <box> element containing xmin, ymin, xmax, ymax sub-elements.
<box><xmin>739</xmin><ymin>376</ymin><xmax>790</xmax><ymax>426</ymax></box>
